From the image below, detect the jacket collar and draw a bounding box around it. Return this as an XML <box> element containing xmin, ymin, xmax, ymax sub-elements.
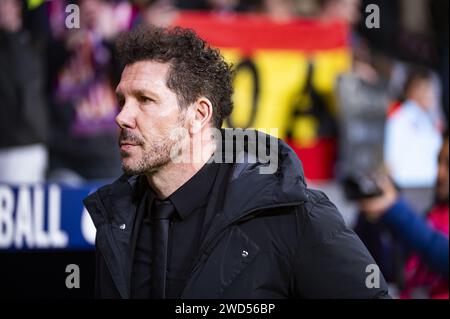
<box><xmin>221</xmin><ymin>130</ymin><xmax>308</xmax><ymax>221</ymax></box>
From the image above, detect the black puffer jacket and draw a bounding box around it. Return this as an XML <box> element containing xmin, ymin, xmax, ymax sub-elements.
<box><xmin>84</xmin><ymin>131</ymin><xmax>390</xmax><ymax>299</ymax></box>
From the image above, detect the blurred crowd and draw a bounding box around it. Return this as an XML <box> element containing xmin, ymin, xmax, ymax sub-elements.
<box><xmin>0</xmin><ymin>0</ymin><xmax>448</xmax><ymax>298</ymax></box>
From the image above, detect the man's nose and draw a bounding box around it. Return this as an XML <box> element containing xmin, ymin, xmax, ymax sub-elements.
<box><xmin>115</xmin><ymin>104</ymin><xmax>136</xmax><ymax>129</ymax></box>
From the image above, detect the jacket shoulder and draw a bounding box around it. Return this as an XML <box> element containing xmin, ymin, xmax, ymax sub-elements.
<box><xmin>293</xmin><ymin>189</ymin><xmax>390</xmax><ymax>298</ymax></box>
<box><xmin>298</xmin><ymin>188</ymin><xmax>347</xmax><ymax>245</ymax></box>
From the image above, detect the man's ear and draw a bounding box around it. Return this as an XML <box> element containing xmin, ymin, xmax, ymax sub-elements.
<box><xmin>188</xmin><ymin>97</ymin><xmax>213</xmax><ymax>135</ymax></box>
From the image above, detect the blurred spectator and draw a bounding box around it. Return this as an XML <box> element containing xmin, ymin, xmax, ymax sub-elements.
<box><xmin>359</xmin><ymin>130</ymin><xmax>449</xmax><ymax>298</ymax></box>
<box><xmin>318</xmin><ymin>0</ymin><xmax>384</xmax><ymax>86</ymax></box>
<box><xmin>45</xmin><ymin>0</ymin><xmax>133</xmax><ymax>183</ymax></box>
<box><xmin>262</xmin><ymin>0</ymin><xmax>298</xmax><ymax>22</ymax></box>
<box><xmin>0</xmin><ymin>0</ymin><xmax>48</xmax><ymax>183</ymax></box>
<box><xmin>134</xmin><ymin>0</ymin><xmax>178</xmax><ymax>27</ymax></box>
<box><xmin>318</xmin><ymin>0</ymin><xmax>361</xmax><ymax>25</ymax></box>
<box><xmin>356</xmin><ymin>0</ymin><xmax>447</xmax><ymax>123</ymax></box>
<box><xmin>336</xmin><ymin>42</ymin><xmax>396</xmax><ymax>285</ymax></box>
<box><xmin>384</xmin><ymin>67</ymin><xmax>443</xmax><ymax>188</ymax></box>
<box><xmin>396</xmin><ymin>0</ymin><xmax>438</xmax><ymax>66</ymax></box>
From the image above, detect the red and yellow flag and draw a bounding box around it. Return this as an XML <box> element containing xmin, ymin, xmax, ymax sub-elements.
<box><xmin>174</xmin><ymin>12</ymin><xmax>352</xmax><ymax>180</ymax></box>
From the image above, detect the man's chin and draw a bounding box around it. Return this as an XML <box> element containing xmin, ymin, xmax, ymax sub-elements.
<box><xmin>121</xmin><ymin>158</ymin><xmax>141</xmax><ymax>176</ymax></box>
<box><xmin>121</xmin><ymin>160</ymin><xmax>160</xmax><ymax>176</ymax></box>
<box><xmin>121</xmin><ymin>167</ymin><xmax>137</xmax><ymax>176</ymax></box>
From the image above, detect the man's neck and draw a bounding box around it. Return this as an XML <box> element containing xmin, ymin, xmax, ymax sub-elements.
<box><xmin>145</xmin><ymin>138</ymin><xmax>216</xmax><ymax>199</ymax></box>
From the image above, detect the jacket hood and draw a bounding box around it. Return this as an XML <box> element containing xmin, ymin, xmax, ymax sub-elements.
<box><xmin>218</xmin><ymin>129</ymin><xmax>308</xmax><ymax>221</ymax></box>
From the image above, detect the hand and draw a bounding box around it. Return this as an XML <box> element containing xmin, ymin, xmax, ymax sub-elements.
<box><xmin>358</xmin><ymin>175</ymin><xmax>399</xmax><ymax>222</ymax></box>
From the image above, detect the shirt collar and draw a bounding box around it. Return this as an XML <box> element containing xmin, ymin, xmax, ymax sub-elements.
<box><xmin>169</xmin><ymin>161</ymin><xmax>220</xmax><ymax>220</ymax></box>
<box><xmin>144</xmin><ymin>161</ymin><xmax>220</xmax><ymax>220</ymax></box>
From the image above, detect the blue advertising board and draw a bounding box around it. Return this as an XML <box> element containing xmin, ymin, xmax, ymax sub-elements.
<box><xmin>0</xmin><ymin>182</ymin><xmax>105</xmax><ymax>250</ymax></box>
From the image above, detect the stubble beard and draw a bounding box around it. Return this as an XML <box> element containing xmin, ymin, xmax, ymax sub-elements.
<box><xmin>121</xmin><ymin>139</ymin><xmax>175</xmax><ymax>176</ymax></box>
<box><xmin>120</xmin><ymin>114</ymin><xmax>186</xmax><ymax>176</ymax></box>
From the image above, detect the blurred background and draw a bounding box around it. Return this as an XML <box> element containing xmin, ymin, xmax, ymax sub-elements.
<box><xmin>0</xmin><ymin>0</ymin><xmax>448</xmax><ymax>299</ymax></box>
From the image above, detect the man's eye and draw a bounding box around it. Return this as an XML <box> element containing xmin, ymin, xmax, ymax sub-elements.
<box><xmin>139</xmin><ymin>96</ymin><xmax>154</xmax><ymax>103</ymax></box>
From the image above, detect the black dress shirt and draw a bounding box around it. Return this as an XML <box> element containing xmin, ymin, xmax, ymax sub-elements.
<box><xmin>130</xmin><ymin>161</ymin><xmax>227</xmax><ymax>298</ymax></box>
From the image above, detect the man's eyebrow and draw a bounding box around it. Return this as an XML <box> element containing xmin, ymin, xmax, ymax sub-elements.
<box><xmin>133</xmin><ymin>89</ymin><xmax>156</xmax><ymax>97</ymax></box>
<box><xmin>115</xmin><ymin>88</ymin><xmax>159</xmax><ymax>100</ymax></box>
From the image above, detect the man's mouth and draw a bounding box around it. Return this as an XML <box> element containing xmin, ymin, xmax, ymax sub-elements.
<box><xmin>118</xmin><ymin>129</ymin><xmax>144</xmax><ymax>152</ymax></box>
<box><xmin>119</xmin><ymin>141</ymin><xmax>139</xmax><ymax>151</ymax></box>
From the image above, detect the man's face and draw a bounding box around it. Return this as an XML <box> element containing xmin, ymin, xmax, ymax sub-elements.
<box><xmin>436</xmin><ymin>137</ymin><xmax>449</xmax><ymax>204</ymax></box>
<box><xmin>115</xmin><ymin>61</ymin><xmax>186</xmax><ymax>175</ymax></box>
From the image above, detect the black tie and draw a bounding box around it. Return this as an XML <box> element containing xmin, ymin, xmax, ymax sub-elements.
<box><xmin>150</xmin><ymin>199</ymin><xmax>176</xmax><ymax>299</ymax></box>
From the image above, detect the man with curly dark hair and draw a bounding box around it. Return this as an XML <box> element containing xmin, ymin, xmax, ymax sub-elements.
<box><xmin>84</xmin><ymin>25</ymin><xmax>390</xmax><ymax>299</ymax></box>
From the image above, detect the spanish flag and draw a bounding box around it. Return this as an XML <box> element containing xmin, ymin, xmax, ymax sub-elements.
<box><xmin>174</xmin><ymin>12</ymin><xmax>352</xmax><ymax>180</ymax></box>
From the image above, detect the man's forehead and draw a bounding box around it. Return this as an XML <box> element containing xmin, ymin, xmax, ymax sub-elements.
<box><xmin>123</xmin><ymin>60</ymin><xmax>170</xmax><ymax>78</ymax></box>
<box><xmin>117</xmin><ymin>61</ymin><xmax>170</xmax><ymax>92</ymax></box>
